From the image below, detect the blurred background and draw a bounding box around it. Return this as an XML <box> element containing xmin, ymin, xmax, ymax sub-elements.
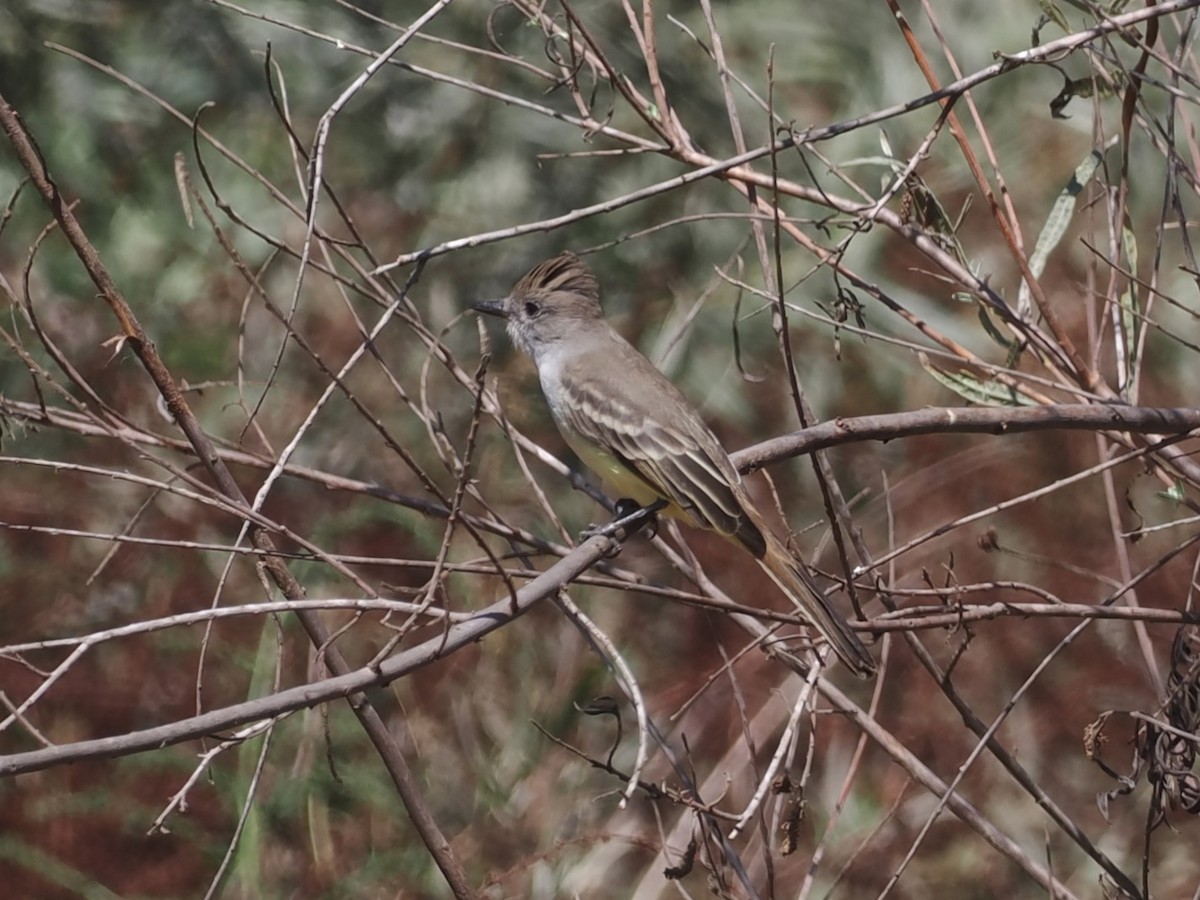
<box><xmin>1</xmin><ymin>1</ymin><xmax>1198</xmax><ymax>897</ymax></box>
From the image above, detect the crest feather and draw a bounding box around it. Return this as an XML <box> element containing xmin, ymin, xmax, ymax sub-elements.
<box><xmin>513</xmin><ymin>252</ymin><xmax>599</xmax><ymax>302</ymax></box>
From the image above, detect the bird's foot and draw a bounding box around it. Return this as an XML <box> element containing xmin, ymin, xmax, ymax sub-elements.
<box><xmin>613</xmin><ymin>497</ymin><xmax>662</xmax><ymax>540</ymax></box>
<box><xmin>580</xmin><ymin>498</ymin><xmax>665</xmax><ymax>553</ymax></box>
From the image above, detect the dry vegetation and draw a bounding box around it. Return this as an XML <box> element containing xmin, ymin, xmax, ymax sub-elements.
<box><xmin>2</xmin><ymin>1</ymin><xmax>1200</xmax><ymax>897</ymax></box>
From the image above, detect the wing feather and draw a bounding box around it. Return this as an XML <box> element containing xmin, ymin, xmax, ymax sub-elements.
<box><xmin>554</xmin><ymin>351</ymin><xmax>751</xmax><ymax>541</ymax></box>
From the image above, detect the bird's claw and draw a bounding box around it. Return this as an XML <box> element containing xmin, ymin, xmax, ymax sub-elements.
<box><xmin>579</xmin><ymin>498</ymin><xmax>665</xmax><ymax>553</ymax></box>
<box><xmin>614</xmin><ymin>498</ymin><xmax>660</xmax><ymax>540</ymax></box>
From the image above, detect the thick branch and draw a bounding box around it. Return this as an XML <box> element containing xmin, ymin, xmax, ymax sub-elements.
<box><xmin>0</xmin><ymin>533</ymin><xmax>619</xmax><ymax>777</ymax></box>
<box><xmin>733</xmin><ymin>404</ymin><xmax>1200</xmax><ymax>474</ymax></box>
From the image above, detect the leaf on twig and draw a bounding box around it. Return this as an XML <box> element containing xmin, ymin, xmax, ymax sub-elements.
<box><xmin>1115</xmin><ymin>215</ymin><xmax>1140</xmax><ymax>401</ymax></box>
<box><xmin>917</xmin><ymin>353</ymin><xmax>1035</xmax><ymax>407</ymax></box>
<box><xmin>976</xmin><ymin>305</ymin><xmax>1015</xmax><ymax>352</ymax></box>
<box><xmin>1156</xmin><ymin>480</ymin><xmax>1186</xmax><ymax>505</ymax></box>
<box><xmin>1038</xmin><ymin>0</ymin><xmax>1070</xmax><ymax>33</ymax></box>
<box><xmin>1018</xmin><ymin>148</ymin><xmax>1103</xmax><ymax>318</ymax></box>
<box><xmin>1050</xmin><ymin>70</ymin><xmax>1121</xmax><ymax>119</ymax></box>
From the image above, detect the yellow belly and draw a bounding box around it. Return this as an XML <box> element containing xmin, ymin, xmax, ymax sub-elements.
<box><xmin>563</xmin><ymin>429</ymin><xmax>690</xmax><ymax>521</ymax></box>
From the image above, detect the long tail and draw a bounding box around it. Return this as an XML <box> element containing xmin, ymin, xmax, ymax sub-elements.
<box><xmin>756</xmin><ymin>531</ymin><xmax>876</xmax><ymax>679</ymax></box>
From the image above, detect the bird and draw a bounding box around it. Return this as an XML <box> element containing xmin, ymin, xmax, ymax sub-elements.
<box><xmin>473</xmin><ymin>251</ymin><xmax>875</xmax><ymax>678</ymax></box>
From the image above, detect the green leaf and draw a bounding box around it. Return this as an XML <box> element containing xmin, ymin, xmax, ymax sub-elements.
<box><xmin>1038</xmin><ymin>0</ymin><xmax>1070</xmax><ymax>32</ymax></box>
<box><xmin>1156</xmin><ymin>481</ymin><xmax>1186</xmax><ymax>505</ymax></box>
<box><xmin>1116</xmin><ymin>215</ymin><xmax>1140</xmax><ymax>400</ymax></box>
<box><xmin>977</xmin><ymin>304</ymin><xmax>1015</xmax><ymax>352</ymax></box>
<box><xmin>918</xmin><ymin>353</ymin><xmax>1036</xmax><ymax>407</ymax></box>
<box><xmin>879</xmin><ymin>129</ymin><xmax>894</xmax><ymax>159</ymax></box>
<box><xmin>1018</xmin><ymin>148</ymin><xmax>1103</xmax><ymax>317</ymax></box>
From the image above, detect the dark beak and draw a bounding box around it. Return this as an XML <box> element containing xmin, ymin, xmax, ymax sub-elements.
<box><xmin>471</xmin><ymin>299</ymin><xmax>508</xmax><ymax>318</ymax></box>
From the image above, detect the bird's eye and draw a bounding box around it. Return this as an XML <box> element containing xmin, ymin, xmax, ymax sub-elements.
<box><xmin>523</xmin><ymin>300</ymin><xmax>540</xmax><ymax>317</ymax></box>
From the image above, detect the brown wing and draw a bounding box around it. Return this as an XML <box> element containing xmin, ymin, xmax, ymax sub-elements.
<box><xmin>554</xmin><ymin>340</ymin><xmax>765</xmax><ymax>554</ymax></box>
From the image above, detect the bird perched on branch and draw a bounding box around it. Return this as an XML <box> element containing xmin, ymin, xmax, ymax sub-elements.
<box><xmin>474</xmin><ymin>252</ymin><xmax>875</xmax><ymax>678</ymax></box>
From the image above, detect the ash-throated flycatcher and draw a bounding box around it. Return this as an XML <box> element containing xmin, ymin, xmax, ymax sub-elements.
<box><xmin>474</xmin><ymin>252</ymin><xmax>875</xmax><ymax>678</ymax></box>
